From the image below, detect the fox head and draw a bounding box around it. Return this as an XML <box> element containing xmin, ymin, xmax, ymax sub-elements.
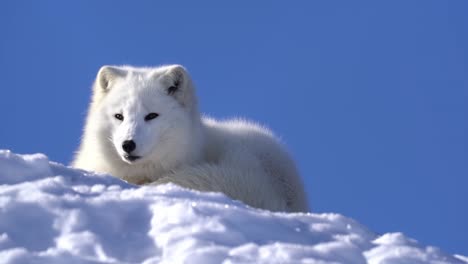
<box><xmin>87</xmin><ymin>65</ymin><xmax>201</xmax><ymax>165</ymax></box>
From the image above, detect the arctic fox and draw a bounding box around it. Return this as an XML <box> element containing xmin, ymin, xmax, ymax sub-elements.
<box><xmin>73</xmin><ymin>65</ymin><xmax>308</xmax><ymax>212</ymax></box>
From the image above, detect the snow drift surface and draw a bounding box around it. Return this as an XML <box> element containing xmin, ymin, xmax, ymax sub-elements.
<box><xmin>0</xmin><ymin>150</ymin><xmax>465</xmax><ymax>264</ymax></box>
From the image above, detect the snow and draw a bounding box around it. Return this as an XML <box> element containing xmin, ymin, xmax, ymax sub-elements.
<box><xmin>0</xmin><ymin>150</ymin><xmax>466</xmax><ymax>264</ymax></box>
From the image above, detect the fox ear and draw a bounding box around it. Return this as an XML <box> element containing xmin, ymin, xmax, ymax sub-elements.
<box><xmin>162</xmin><ymin>65</ymin><xmax>197</xmax><ymax>110</ymax></box>
<box><xmin>96</xmin><ymin>66</ymin><xmax>127</xmax><ymax>92</ymax></box>
<box><xmin>164</xmin><ymin>65</ymin><xmax>187</xmax><ymax>95</ymax></box>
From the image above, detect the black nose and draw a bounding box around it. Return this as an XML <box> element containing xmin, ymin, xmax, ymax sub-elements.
<box><xmin>122</xmin><ymin>140</ymin><xmax>136</xmax><ymax>153</ymax></box>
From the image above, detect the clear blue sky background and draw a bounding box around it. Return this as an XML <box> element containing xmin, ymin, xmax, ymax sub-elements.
<box><xmin>1</xmin><ymin>0</ymin><xmax>466</xmax><ymax>256</ymax></box>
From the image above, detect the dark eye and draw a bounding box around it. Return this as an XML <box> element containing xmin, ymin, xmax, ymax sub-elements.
<box><xmin>114</xmin><ymin>113</ymin><xmax>124</xmax><ymax>121</ymax></box>
<box><xmin>145</xmin><ymin>113</ymin><xmax>159</xmax><ymax>121</ymax></box>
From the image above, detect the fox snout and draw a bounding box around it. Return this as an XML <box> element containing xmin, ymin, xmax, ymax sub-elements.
<box><xmin>122</xmin><ymin>140</ymin><xmax>136</xmax><ymax>153</ymax></box>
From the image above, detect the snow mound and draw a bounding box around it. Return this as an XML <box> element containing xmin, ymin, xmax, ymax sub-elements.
<box><xmin>0</xmin><ymin>150</ymin><xmax>465</xmax><ymax>264</ymax></box>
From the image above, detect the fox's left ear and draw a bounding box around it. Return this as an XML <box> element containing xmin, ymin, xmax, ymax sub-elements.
<box><xmin>164</xmin><ymin>65</ymin><xmax>187</xmax><ymax>95</ymax></box>
<box><xmin>162</xmin><ymin>65</ymin><xmax>197</xmax><ymax>109</ymax></box>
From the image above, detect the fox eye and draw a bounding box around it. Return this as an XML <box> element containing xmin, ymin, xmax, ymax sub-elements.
<box><xmin>114</xmin><ymin>113</ymin><xmax>124</xmax><ymax>121</ymax></box>
<box><xmin>145</xmin><ymin>113</ymin><xmax>159</xmax><ymax>121</ymax></box>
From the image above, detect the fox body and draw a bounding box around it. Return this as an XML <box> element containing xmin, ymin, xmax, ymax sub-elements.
<box><xmin>73</xmin><ymin>65</ymin><xmax>308</xmax><ymax>212</ymax></box>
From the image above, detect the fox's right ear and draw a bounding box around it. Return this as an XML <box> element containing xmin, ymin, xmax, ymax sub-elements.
<box><xmin>96</xmin><ymin>66</ymin><xmax>127</xmax><ymax>92</ymax></box>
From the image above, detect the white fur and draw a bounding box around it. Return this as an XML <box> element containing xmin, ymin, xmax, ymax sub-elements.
<box><xmin>73</xmin><ymin>65</ymin><xmax>308</xmax><ymax>212</ymax></box>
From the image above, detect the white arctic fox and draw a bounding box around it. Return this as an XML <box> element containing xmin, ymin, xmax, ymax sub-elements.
<box><xmin>73</xmin><ymin>65</ymin><xmax>308</xmax><ymax>212</ymax></box>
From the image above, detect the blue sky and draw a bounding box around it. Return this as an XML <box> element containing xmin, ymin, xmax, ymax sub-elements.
<box><xmin>1</xmin><ymin>1</ymin><xmax>467</xmax><ymax>256</ymax></box>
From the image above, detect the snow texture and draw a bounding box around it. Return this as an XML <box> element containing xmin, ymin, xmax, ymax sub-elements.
<box><xmin>0</xmin><ymin>150</ymin><xmax>466</xmax><ymax>264</ymax></box>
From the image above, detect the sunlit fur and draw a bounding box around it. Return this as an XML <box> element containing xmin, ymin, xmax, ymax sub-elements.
<box><xmin>73</xmin><ymin>65</ymin><xmax>308</xmax><ymax>212</ymax></box>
